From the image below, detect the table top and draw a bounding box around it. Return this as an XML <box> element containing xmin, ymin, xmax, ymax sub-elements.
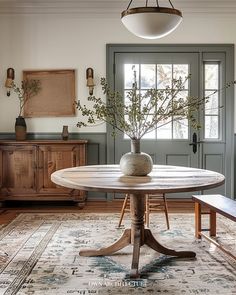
<box><xmin>51</xmin><ymin>164</ymin><xmax>225</xmax><ymax>194</ymax></box>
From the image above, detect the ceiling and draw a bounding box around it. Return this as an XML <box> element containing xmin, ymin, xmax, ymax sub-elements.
<box><xmin>0</xmin><ymin>0</ymin><xmax>235</xmax><ymax>16</ymax></box>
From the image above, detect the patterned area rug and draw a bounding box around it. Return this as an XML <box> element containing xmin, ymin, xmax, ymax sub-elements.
<box><xmin>0</xmin><ymin>213</ymin><xmax>235</xmax><ymax>295</ymax></box>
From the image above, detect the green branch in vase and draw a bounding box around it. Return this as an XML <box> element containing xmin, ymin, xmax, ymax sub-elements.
<box><xmin>11</xmin><ymin>79</ymin><xmax>41</xmax><ymax>117</ymax></box>
<box><xmin>76</xmin><ymin>74</ymin><xmax>235</xmax><ymax>140</ymax></box>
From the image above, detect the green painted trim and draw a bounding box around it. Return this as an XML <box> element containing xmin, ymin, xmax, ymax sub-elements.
<box><xmin>106</xmin><ymin>44</ymin><xmax>234</xmax><ymax>51</ymax></box>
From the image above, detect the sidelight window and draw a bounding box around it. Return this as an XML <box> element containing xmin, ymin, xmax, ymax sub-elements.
<box><xmin>204</xmin><ymin>63</ymin><xmax>220</xmax><ymax>139</ymax></box>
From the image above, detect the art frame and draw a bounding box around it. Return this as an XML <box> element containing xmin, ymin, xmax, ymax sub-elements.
<box><xmin>23</xmin><ymin>69</ymin><xmax>76</xmax><ymax>117</ymax></box>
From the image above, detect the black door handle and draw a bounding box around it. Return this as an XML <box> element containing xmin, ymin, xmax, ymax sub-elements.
<box><xmin>189</xmin><ymin>132</ymin><xmax>198</xmax><ymax>154</ymax></box>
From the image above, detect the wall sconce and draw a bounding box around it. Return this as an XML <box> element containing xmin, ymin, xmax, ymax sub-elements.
<box><xmin>5</xmin><ymin>68</ymin><xmax>15</xmax><ymax>96</ymax></box>
<box><xmin>86</xmin><ymin>68</ymin><xmax>95</xmax><ymax>95</ymax></box>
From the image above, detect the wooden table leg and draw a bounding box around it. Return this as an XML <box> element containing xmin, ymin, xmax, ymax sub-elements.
<box><xmin>130</xmin><ymin>194</ymin><xmax>195</xmax><ymax>278</ymax></box>
<box><xmin>80</xmin><ymin>192</ymin><xmax>196</xmax><ymax>278</ymax></box>
<box><xmin>144</xmin><ymin>229</ymin><xmax>196</xmax><ymax>257</ymax></box>
<box><xmin>79</xmin><ymin>229</ymin><xmax>131</xmax><ymax>256</ymax></box>
<box><xmin>129</xmin><ymin>194</ymin><xmax>145</xmax><ymax>278</ymax></box>
<box><xmin>130</xmin><ymin>229</ymin><xmax>142</xmax><ymax>278</ymax></box>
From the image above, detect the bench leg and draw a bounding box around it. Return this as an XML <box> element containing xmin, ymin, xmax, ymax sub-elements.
<box><xmin>209</xmin><ymin>210</ymin><xmax>216</xmax><ymax>237</ymax></box>
<box><xmin>195</xmin><ymin>202</ymin><xmax>202</xmax><ymax>239</ymax></box>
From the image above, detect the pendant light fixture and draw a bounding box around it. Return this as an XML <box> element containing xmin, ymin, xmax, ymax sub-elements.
<box><xmin>121</xmin><ymin>0</ymin><xmax>183</xmax><ymax>39</ymax></box>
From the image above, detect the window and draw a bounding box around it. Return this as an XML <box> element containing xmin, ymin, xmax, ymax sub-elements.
<box><xmin>124</xmin><ymin>63</ymin><xmax>189</xmax><ymax>139</ymax></box>
<box><xmin>204</xmin><ymin>63</ymin><xmax>220</xmax><ymax>139</ymax></box>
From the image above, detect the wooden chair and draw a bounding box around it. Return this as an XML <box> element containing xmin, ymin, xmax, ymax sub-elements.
<box><xmin>118</xmin><ymin>193</ymin><xmax>170</xmax><ymax>229</ymax></box>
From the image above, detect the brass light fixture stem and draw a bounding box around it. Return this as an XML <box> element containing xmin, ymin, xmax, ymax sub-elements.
<box><xmin>126</xmin><ymin>0</ymin><xmax>177</xmax><ymax>10</ymax></box>
<box><xmin>127</xmin><ymin>0</ymin><xmax>133</xmax><ymax>10</ymax></box>
<box><xmin>169</xmin><ymin>0</ymin><xmax>175</xmax><ymax>9</ymax></box>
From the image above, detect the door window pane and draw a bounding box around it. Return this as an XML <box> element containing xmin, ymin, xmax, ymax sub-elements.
<box><xmin>173</xmin><ymin>64</ymin><xmax>189</xmax><ymax>89</ymax></box>
<box><xmin>157</xmin><ymin>64</ymin><xmax>172</xmax><ymax>89</ymax></box>
<box><xmin>142</xmin><ymin>127</ymin><xmax>156</xmax><ymax>139</ymax></box>
<box><xmin>124</xmin><ymin>64</ymin><xmax>139</xmax><ymax>89</ymax></box>
<box><xmin>157</xmin><ymin>119</ymin><xmax>172</xmax><ymax>139</ymax></box>
<box><xmin>140</xmin><ymin>90</ymin><xmax>155</xmax><ymax>113</ymax></box>
<box><xmin>124</xmin><ymin>63</ymin><xmax>189</xmax><ymax>140</ymax></box>
<box><xmin>174</xmin><ymin>90</ymin><xmax>188</xmax><ymax>102</ymax></box>
<box><xmin>205</xmin><ymin>64</ymin><xmax>219</xmax><ymax>89</ymax></box>
<box><xmin>173</xmin><ymin>118</ymin><xmax>188</xmax><ymax>139</ymax></box>
<box><xmin>205</xmin><ymin>91</ymin><xmax>219</xmax><ymax>115</ymax></box>
<box><xmin>205</xmin><ymin>116</ymin><xmax>219</xmax><ymax>138</ymax></box>
<box><xmin>124</xmin><ymin>90</ymin><xmax>132</xmax><ymax>106</ymax></box>
<box><xmin>141</xmin><ymin>64</ymin><xmax>155</xmax><ymax>89</ymax></box>
<box><xmin>204</xmin><ymin>63</ymin><xmax>220</xmax><ymax>139</ymax></box>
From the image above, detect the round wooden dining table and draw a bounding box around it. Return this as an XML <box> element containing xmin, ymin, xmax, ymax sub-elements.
<box><xmin>51</xmin><ymin>164</ymin><xmax>225</xmax><ymax>278</ymax></box>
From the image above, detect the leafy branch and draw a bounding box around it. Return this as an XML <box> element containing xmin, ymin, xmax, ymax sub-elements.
<box><xmin>11</xmin><ymin>79</ymin><xmax>41</xmax><ymax>117</ymax></box>
<box><xmin>76</xmin><ymin>75</ymin><xmax>235</xmax><ymax>140</ymax></box>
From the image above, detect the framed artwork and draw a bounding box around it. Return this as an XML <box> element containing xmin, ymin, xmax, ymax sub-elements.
<box><xmin>23</xmin><ymin>69</ymin><xmax>76</xmax><ymax>117</ymax></box>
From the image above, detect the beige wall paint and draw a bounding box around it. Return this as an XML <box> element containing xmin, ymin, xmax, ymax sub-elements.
<box><xmin>0</xmin><ymin>14</ymin><xmax>235</xmax><ymax>133</ymax></box>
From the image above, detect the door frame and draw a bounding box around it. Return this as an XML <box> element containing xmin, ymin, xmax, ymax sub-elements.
<box><xmin>106</xmin><ymin>44</ymin><xmax>234</xmax><ymax>198</ymax></box>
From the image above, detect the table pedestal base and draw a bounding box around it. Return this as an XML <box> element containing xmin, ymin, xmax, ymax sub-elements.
<box><xmin>79</xmin><ymin>194</ymin><xmax>196</xmax><ymax>278</ymax></box>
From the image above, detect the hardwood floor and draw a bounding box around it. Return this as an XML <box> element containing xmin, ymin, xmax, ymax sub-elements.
<box><xmin>0</xmin><ymin>198</ymin><xmax>194</xmax><ymax>225</ymax></box>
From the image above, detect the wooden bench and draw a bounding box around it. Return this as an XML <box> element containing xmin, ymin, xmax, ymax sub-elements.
<box><xmin>192</xmin><ymin>194</ymin><xmax>236</xmax><ymax>260</ymax></box>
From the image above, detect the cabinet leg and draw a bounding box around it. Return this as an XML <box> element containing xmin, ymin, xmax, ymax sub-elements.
<box><xmin>74</xmin><ymin>201</ymin><xmax>85</xmax><ymax>209</ymax></box>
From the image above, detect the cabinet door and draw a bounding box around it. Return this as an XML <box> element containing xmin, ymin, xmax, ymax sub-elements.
<box><xmin>0</xmin><ymin>145</ymin><xmax>37</xmax><ymax>197</ymax></box>
<box><xmin>38</xmin><ymin>144</ymin><xmax>82</xmax><ymax>194</ymax></box>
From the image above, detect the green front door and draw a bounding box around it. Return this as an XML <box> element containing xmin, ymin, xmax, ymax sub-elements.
<box><xmin>106</xmin><ymin>45</ymin><xmax>234</xmax><ymax>199</ymax></box>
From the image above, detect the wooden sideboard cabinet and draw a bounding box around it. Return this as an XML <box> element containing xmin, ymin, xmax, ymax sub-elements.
<box><xmin>0</xmin><ymin>140</ymin><xmax>87</xmax><ymax>207</ymax></box>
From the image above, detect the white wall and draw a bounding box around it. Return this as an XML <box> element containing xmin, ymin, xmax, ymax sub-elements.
<box><xmin>0</xmin><ymin>13</ymin><xmax>235</xmax><ymax>133</ymax></box>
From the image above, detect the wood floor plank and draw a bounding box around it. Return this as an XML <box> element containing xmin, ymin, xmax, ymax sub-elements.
<box><xmin>0</xmin><ymin>199</ymin><xmax>194</xmax><ymax>225</ymax></box>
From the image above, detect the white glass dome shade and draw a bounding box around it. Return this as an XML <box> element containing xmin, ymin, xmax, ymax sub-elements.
<box><xmin>121</xmin><ymin>6</ymin><xmax>183</xmax><ymax>39</ymax></box>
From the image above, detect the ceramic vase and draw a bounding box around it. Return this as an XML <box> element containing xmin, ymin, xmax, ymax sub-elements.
<box><xmin>15</xmin><ymin>116</ymin><xmax>27</xmax><ymax>141</ymax></box>
<box><xmin>62</xmin><ymin>125</ymin><xmax>69</xmax><ymax>140</ymax></box>
<box><xmin>119</xmin><ymin>139</ymin><xmax>153</xmax><ymax>176</ymax></box>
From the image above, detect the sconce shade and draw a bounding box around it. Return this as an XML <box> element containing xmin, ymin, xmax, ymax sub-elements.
<box><xmin>86</xmin><ymin>77</ymin><xmax>95</xmax><ymax>88</ymax></box>
<box><xmin>5</xmin><ymin>78</ymin><xmax>14</xmax><ymax>88</ymax></box>
<box><xmin>86</xmin><ymin>68</ymin><xmax>95</xmax><ymax>95</ymax></box>
<box><xmin>5</xmin><ymin>68</ymin><xmax>15</xmax><ymax>87</ymax></box>
<box><xmin>121</xmin><ymin>5</ymin><xmax>182</xmax><ymax>39</ymax></box>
